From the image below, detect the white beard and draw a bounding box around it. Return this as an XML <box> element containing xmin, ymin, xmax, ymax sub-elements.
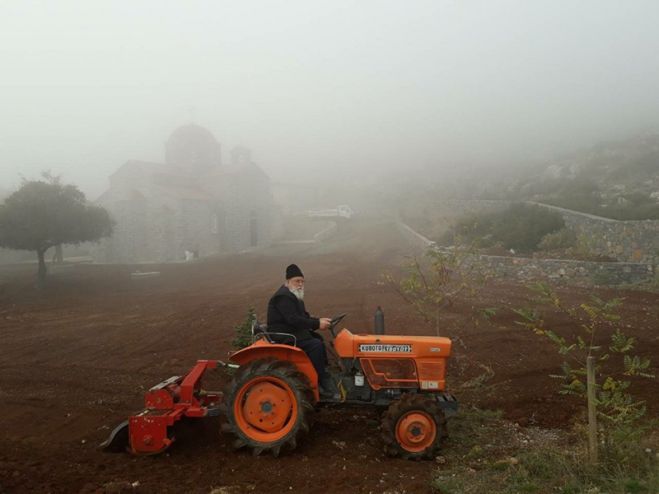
<box><xmin>290</xmin><ymin>287</ymin><xmax>304</xmax><ymax>301</ymax></box>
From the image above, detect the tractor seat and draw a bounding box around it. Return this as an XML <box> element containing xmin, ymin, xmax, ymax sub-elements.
<box><xmin>250</xmin><ymin>318</ymin><xmax>297</xmax><ymax>346</ymax></box>
<box><xmin>251</xmin><ymin>319</ymin><xmax>269</xmax><ymax>337</ymax></box>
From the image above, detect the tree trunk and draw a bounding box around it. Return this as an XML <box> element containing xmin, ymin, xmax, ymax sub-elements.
<box><xmin>53</xmin><ymin>244</ymin><xmax>63</xmax><ymax>264</ymax></box>
<box><xmin>37</xmin><ymin>249</ymin><xmax>47</xmax><ymax>285</ymax></box>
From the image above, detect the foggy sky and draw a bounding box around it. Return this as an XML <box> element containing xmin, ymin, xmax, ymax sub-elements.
<box><xmin>1</xmin><ymin>0</ymin><xmax>658</xmax><ymax>198</ymax></box>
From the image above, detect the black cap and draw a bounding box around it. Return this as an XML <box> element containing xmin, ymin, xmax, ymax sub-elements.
<box><xmin>286</xmin><ymin>264</ymin><xmax>304</xmax><ymax>279</ymax></box>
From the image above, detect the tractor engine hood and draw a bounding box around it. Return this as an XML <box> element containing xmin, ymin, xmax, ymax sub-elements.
<box><xmin>333</xmin><ymin>328</ymin><xmax>452</xmax><ymax>359</ymax></box>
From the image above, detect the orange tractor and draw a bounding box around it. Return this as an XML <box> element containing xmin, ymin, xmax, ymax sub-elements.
<box><xmin>101</xmin><ymin>314</ymin><xmax>457</xmax><ymax>460</ymax></box>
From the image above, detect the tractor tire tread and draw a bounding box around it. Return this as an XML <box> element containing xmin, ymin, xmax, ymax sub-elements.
<box><xmin>381</xmin><ymin>392</ymin><xmax>448</xmax><ymax>460</ymax></box>
<box><xmin>222</xmin><ymin>358</ymin><xmax>313</xmax><ymax>457</ymax></box>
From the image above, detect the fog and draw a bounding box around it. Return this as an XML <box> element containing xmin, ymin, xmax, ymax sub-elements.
<box><xmin>1</xmin><ymin>0</ymin><xmax>658</xmax><ymax>198</ymax></box>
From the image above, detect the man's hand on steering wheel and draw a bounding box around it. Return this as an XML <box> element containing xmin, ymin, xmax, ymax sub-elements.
<box><xmin>324</xmin><ymin>313</ymin><xmax>347</xmax><ymax>338</ymax></box>
<box><xmin>319</xmin><ymin>318</ymin><xmax>332</xmax><ymax>330</ymax></box>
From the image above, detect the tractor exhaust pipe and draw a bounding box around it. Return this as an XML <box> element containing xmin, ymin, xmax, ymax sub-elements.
<box><xmin>374</xmin><ymin>306</ymin><xmax>385</xmax><ymax>335</ymax></box>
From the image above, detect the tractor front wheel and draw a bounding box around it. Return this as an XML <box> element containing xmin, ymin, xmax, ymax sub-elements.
<box><xmin>382</xmin><ymin>393</ymin><xmax>448</xmax><ymax>460</ymax></box>
<box><xmin>222</xmin><ymin>358</ymin><xmax>314</xmax><ymax>457</ymax></box>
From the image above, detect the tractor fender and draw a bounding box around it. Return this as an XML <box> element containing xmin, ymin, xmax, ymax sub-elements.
<box><xmin>229</xmin><ymin>341</ymin><xmax>319</xmax><ymax>400</ymax></box>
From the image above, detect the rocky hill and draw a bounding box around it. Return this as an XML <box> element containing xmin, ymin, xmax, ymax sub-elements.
<box><xmin>511</xmin><ymin>132</ymin><xmax>659</xmax><ymax>219</ymax></box>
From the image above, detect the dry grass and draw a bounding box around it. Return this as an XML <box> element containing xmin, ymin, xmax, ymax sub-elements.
<box><xmin>432</xmin><ymin>407</ymin><xmax>659</xmax><ymax>494</ymax></box>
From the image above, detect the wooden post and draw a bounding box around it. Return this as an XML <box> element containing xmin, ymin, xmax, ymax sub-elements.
<box><xmin>587</xmin><ymin>356</ymin><xmax>598</xmax><ymax>465</ymax></box>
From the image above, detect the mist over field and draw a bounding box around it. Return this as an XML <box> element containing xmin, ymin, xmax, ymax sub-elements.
<box><xmin>1</xmin><ymin>0</ymin><xmax>659</xmax><ymax>198</ymax></box>
<box><xmin>2</xmin><ymin>3</ymin><xmax>659</xmax><ymax>493</ymax></box>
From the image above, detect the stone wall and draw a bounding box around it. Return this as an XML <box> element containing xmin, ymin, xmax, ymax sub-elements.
<box><xmin>94</xmin><ymin>198</ymin><xmax>150</xmax><ymax>263</ymax></box>
<box><xmin>430</xmin><ymin>199</ymin><xmax>511</xmax><ymax>218</ymax></box>
<box><xmin>214</xmin><ymin>177</ymin><xmax>274</xmax><ymax>254</ymax></box>
<box><xmin>90</xmin><ymin>124</ymin><xmax>276</xmax><ymax>264</ymax></box>
<box><xmin>476</xmin><ymin>255</ymin><xmax>655</xmax><ymax>286</ymax></box>
<box><xmin>534</xmin><ymin>203</ymin><xmax>659</xmax><ymax>264</ymax></box>
<box><xmin>397</xmin><ymin>221</ymin><xmax>656</xmax><ymax>286</ymax></box>
<box><xmin>422</xmin><ymin>199</ymin><xmax>659</xmax><ymax>264</ymax></box>
<box><xmin>92</xmin><ymin>197</ymin><xmax>215</xmax><ymax>263</ymax></box>
<box><xmin>92</xmin><ymin>170</ymin><xmax>276</xmax><ymax>263</ymax></box>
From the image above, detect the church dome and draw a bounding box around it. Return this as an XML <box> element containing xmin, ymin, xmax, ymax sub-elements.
<box><xmin>165</xmin><ymin>124</ymin><xmax>221</xmax><ymax>173</ymax></box>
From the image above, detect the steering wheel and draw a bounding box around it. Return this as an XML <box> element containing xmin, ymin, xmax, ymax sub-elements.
<box><xmin>328</xmin><ymin>313</ymin><xmax>347</xmax><ymax>338</ymax></box>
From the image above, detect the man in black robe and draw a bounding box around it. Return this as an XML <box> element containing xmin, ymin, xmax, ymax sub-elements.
<box><xmin>267</xmin><ymin>264</ymin><xmax>337</xmax><ymax>397</ymax></box>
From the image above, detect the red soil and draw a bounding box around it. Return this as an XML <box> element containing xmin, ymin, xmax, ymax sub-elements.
<box><xmin>1</xmin><ymin>220</ymin><xmax>656</xmax><ymax>493</ymax></box>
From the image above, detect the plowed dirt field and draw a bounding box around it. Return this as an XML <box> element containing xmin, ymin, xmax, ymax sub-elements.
<box><xmin>1</xmin><ymin>220</ymin><xmax>657</xmax><ymax>493</ymax></box>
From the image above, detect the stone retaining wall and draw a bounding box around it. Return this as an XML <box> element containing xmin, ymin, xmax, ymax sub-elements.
<box><xmin>476</xmin><ymin>255</ymin><xmax>655</xmax><ymax>286</ymax></box>
<box><xmin>397</xmin><ymin>221</ymin><xmax>656</xmax><ymax>286</ymax></box>
<box><xmin>536</xmin><ymin>203</ymin><xmax>659</xmax><ymax>264</ymax></box>
<box><xmin>422</xmin><ymin>199</ymin><xmax>658</xmax><ymax>264</ymax></box>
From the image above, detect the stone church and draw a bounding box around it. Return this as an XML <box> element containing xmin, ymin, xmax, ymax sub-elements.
<box><xmin>93</xmin><ymin>124</ymin><xmax>275</xmax><ymax>263</ymax></box>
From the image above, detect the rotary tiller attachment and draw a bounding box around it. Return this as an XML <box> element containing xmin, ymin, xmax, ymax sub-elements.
<box><xmin>100</xmin><ymin>359</ymin><xmax>231</xmax><ymax>455</ymax></box>
<box><xmin>99</xmin><ymin>420</ymin><xmax>129</xmax><ymax>452</ymax></box>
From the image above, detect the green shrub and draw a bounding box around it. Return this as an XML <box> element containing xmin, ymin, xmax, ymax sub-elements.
<box><xmin>232</xmin><ymin>306</ymin><xmax>256</xmax><ymax>350</ymax></box>
<box><xmin>445</xmin><ymin>203</ymin><xmax>565</xmax><ymax>252</ymax></box>
<box><xmin>538</xmin><ymin>228</ymin><xmax>577</xmax><ymax>250</ymax></box>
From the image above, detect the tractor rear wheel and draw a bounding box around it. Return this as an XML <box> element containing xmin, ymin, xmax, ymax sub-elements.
<box><xmin>381</xmin><ymin>393</ymin><xmax>448</xmax><ymax>460</ymax></box>
<box><xmin>222</xmin><ymin>358</ymin><xmax>314</xmax><ymax>457</ymax></box>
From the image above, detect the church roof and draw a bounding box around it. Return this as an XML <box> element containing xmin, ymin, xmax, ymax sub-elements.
<box><xmin>150</xmin><ymin>182</ymin><xmax>212</xmax><ymax>201</ymax></box>
<box><xmin>166</xmin><ymin>124</ymin><xmax>219</xmax><ymax>145</ymax></box>
<box><xmin>110</xmin><ymin>160</ymin><xmax>182</xmax><ymax>178</ymax></box>
<box><xmin>99</xmin><ymin>125</ymin><xmax>269</xmax><ymax>204</ymax></box>
<box><xmin>96</xmin><ymin>185</ymin><xmax>146</xmax><ymax>203</ymax></box>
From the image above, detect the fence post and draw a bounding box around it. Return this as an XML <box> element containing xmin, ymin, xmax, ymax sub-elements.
<box><xmin>587</xmin><ymin>355</ymin><xmax>598</xmax><ymax>465</ymax></box>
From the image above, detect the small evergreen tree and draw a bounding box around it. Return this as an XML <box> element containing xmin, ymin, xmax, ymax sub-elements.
<box><xmin>232</xmin><ymin>307</ymin><xmax>257</xmax><ymax>350</ymax></box>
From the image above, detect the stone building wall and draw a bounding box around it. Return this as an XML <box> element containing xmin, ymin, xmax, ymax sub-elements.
<box><xmin>100</xmin><ymin>198</ymin><xmax>149</xmax><ymax>263</ymax></box>
<box><xmin>206</xmin><ymin>172</ymin><xmax>274</xmax><ymax>253</ymax></box>
<box><xmin>96</xmin><ymin>197</ymin><xmax>224</xmax><ymax>263</ymax></box>
<box><xmin>169</xmin><ymin>199</ymin><xmax>216</xmax><ymax>258</ymax></box>
<box><xmin>91</xmin><ymin>126</ymin><xmax>276</xmax><ymax>264</ymax></box>
<box><xmin>99</xmin><ymin>190</ymin><xmax>275</xmax><ymax>263</ymax></box>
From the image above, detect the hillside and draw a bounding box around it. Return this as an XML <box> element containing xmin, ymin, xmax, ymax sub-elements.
<box><xmin>510</xmin><ymin>132</ymin><xmax>659</xmax><ymax>219</ymax></box>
